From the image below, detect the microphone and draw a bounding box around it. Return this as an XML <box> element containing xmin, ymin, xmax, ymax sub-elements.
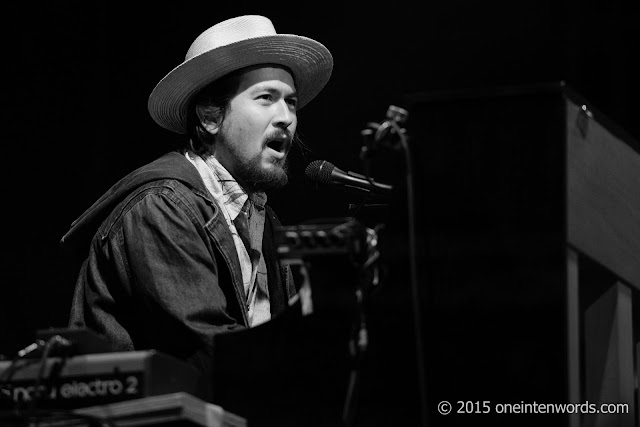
<box><xmin>305</xmin><ymin>160</ymin><xmax>393</xmax><ymax>195</ymax></box>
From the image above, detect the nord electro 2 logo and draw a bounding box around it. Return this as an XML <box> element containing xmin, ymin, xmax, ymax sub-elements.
<box><xmin>1</xmin><ymin>374</ymin><xmax>143</xmax><ymax>409</ymax></box>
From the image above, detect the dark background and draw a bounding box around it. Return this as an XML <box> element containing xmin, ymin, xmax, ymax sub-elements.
<box><xmin>3</xmin><ymin>1</ymin><xmax>638</xmax><ymax>426</ymax></box>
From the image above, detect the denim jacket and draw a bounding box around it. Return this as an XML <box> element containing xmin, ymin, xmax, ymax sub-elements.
<box><xmin>61</xmin><ymin>151</ymin><xmax>295</xmax><ymax>372</ymax></box>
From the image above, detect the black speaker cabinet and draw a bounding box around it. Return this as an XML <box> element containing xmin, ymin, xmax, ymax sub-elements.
<box><xmin>394</xmin><ymin>82</ymin><xmax>640</xmax><ymax>427</ymax></box>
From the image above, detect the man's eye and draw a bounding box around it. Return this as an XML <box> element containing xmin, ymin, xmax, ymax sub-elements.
<box><xmin>257</xmin><ymin>94</ymin><xmax>272</xmax><ymax>101</ymax></box>
<box><xmin>286</xmin><ymin>98</ymin><xmax>298</xmax><ymax>108</ymax></box>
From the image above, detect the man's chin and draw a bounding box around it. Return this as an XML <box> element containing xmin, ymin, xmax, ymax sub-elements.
<box><xmin>242</xmin><ymin>164</ymin><xmax>289</xmax><ymax>192</ymax></box>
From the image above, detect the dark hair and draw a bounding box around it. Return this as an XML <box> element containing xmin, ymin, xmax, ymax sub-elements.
<box><xmin>185</xmin><ymin>70</ymin><xmax>244</xmax><ymax>155</ymax></box>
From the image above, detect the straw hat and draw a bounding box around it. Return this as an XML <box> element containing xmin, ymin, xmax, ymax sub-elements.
<box><xmin>148</xmin><ymin>15</ymin><xmax>333</xmax><ymax>134</ymax></box>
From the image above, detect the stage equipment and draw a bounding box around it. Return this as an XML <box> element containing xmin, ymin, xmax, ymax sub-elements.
<box><xmin>401</xmin><ymin>82</ymin><xmax>639</xmax><ymax>427</ymax></box>
<box><xmin>0</xmin><ymin>350</ymin><xmax>202</xmax><ymax>410</ymax></box>
<box><xmin>209</xmin><ymin>217</ymin><xmax>382</xmax><ymax>427</ymax></box>
<box><xmin>305</xmin><ymin>160</ymin><xmax>393</xmax><ymax>195</ymax></box>
<box><xmin>360</xmin><ymin>104</ymin><xmax>429</xmax><ymax>427</ymax></box>
<box><xmin>0</xmin><ymin>393</ymin><xmax>245</xmax><ymax>427</ymax></box>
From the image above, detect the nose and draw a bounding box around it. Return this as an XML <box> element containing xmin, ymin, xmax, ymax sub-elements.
<box><xmin>273</xmin><ymin>99</ymin><xmax>296</xmax><ymax>129</ymax></box>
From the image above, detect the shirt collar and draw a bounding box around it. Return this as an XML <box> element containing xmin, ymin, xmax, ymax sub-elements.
<box><xmin>186</xmin><ymin>151</ymin><xmax>266</xmax><ymax>220</ymax></box>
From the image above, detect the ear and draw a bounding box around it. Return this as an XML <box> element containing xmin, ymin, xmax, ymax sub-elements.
<box><xmin>196</xmin><ymin>105</ymin><xmax>222</xmax><ymax>135</ymax></box>
<box><xmin>202</xmin><ymin>120</ymin><xmax>220</xmax><ymax>135</ymax></box>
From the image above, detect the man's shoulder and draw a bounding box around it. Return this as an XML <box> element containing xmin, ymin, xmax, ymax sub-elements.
<box><xmin>114</xmin><ymin>177</ymin><xmax>202</xmax><ymax>208</ymax></box>
<box><xmin>61</xmin><ymin>151</ymin><xmax>210</xmax><ymax>257</ymax></box>
<box><xmin>103</xmin><ymin>177</ymin><xmax>218</xmax><ymax>231</ymax></box>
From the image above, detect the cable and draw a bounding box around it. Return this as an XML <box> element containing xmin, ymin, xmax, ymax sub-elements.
<box><xmin>393</xmin><ymin>119</ymin><xmax>429</xmax><ymax>427</ymax></box>
<box><xmin>0</xmin><ymin>340</ymin><xmax>46</xmax><ymax>383</ymax></box>
<box><xmin>1</xmin><ymin>336</ymin><xmax>116</xmax><ymax>427</ymax></box>
<box><xmin>27</xmin><ymin>335</ymin><xmax>72</xmax><ymax>426</ymax></box>
<box><xmin>1</xmin><ymin>340</ymin><xmax>47</xmax><ymax>408</ymax></box>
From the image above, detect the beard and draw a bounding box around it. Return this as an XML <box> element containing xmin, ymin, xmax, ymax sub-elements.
<box><xmin>214</xmin><ymin>124</ymin><xmax>292</xmax><ymax>192</ymax></box>
<box><xmin>230</xmin><ymin>150</ymin><xmax>289</xmax><ymax>192</ymax></box>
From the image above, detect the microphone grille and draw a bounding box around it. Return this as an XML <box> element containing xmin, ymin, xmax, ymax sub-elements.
<box><xmin>305</xmin><ymin>160</ymin><xmax>335</xmax><ymax>185</ymax></box>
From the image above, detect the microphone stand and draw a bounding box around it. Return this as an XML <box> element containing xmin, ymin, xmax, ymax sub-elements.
<box><xmin>361</xmin><ymin>106</ymin><xmax>429</xmax><ymax>427</ymax></box>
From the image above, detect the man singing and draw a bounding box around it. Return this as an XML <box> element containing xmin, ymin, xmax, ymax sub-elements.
<box><xmin>61</xmin><ymin>15</ymin><xmax>333</xmax><ymax>375</ymax></box>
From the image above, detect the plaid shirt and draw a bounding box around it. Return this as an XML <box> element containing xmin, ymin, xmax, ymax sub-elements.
<box><xmin>185</xmin><ymin>151</ymin><xmax>271</xmax><ymax>327</ymax></box>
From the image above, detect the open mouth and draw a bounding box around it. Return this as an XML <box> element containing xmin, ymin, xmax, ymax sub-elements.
<box><xmin>266</xmin><ymin>138</ymin><xmax>288</xmax><ymax>153</ymax></box>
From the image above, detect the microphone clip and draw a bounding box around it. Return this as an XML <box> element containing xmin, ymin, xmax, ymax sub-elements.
<box><xmin>360</xmin><ymin>105</ymin><xmax>409</xmax><ymax>159</ymax></box>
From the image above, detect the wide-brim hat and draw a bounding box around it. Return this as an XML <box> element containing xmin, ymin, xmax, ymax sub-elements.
<box><xmin>148</xmin><ymin>15</ymin><xmax>333</xmax><ymax>134</ymax></box>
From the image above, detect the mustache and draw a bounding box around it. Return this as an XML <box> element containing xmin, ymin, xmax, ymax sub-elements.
<box><xmin>264</xmin><ymin>130</ymin><xmax>293</xmax><ymax>145</ymax></box>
